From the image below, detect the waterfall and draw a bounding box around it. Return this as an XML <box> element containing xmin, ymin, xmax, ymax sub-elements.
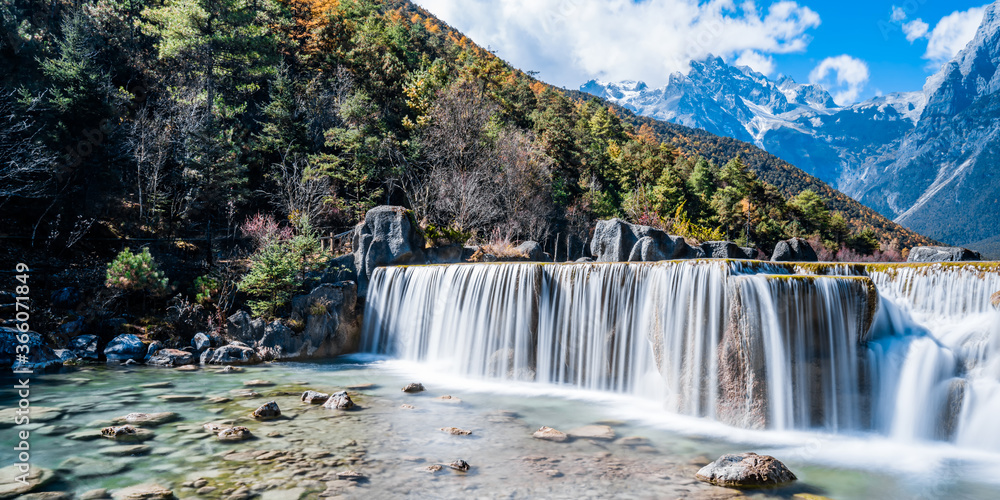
<box><xmin>362</xmin><ymin>260</ymin><xmax>1000</xmax><ymax>450</ymax></box>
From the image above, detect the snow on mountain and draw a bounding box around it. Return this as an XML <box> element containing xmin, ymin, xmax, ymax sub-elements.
<box><xmin>579</xmin><ymin>1</ymin><xmax>1000</xmax><ymax>256</ymax></box>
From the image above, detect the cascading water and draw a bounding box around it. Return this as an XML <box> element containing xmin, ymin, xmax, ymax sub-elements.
<box><xmin>362</xmin><ymin>259</ymin><xmax>1000</xmax><ymax>451</ymax></box>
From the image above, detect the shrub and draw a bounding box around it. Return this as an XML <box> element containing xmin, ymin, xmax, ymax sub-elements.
<box><xmin>105</xmin><ymin>247</ymin><xmax>168</xmax><ymax>296</ymax></box>
<box><xmin>239</xmin><ymin>215</ymin><xmax>325</xmax><ymax>318</ymax></box>
<box><xmin>193</xmin><ymin>275</ymin><xmax>219</xmax><ymax>305</ymax></box>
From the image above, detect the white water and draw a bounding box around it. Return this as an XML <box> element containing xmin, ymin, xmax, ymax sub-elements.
<box><xmin>362</xmin><ymin>260</ymin><xmax>1000</xmax><ymax>452</ymax></box>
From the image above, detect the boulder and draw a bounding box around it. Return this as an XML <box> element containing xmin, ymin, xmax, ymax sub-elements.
<box><xmin>50</xmin><ymin>287</ymin><xmax>82</xmax><ymax>309</ymax></box>
<box><xmin>191</xmin><ymin>332</ymin><xmax>212</xmax><ymax>353</ymax></box>
<box><xmin>591</xmin><ymin>219</ymin><xmax>689</xmax><ymax>262</ymax></box>
<box><xmin>143</xmin><ymin>341</ymin><xmax>163</xmax><ymax>362</ymax></box>
<box><xmin>402</xmin><ymin>382</ymin><xmax>425</xmax><ymax>393</ymax></box>
<box><xmin>68</xmin><ymin>334</ymin><xmax>101</xmax><ymax>361</ymax></box>
<box><xmin>770</xmin><ymin>238</ymin><xmax>818</xmax><ymax>262</ymax></box>
<box><xmin>1</xmin><ymin>328</ymin><xmax>62</xmax><ymax>370</ymax></box>
<box><xmin>532</xmin><ymin>426</ymin><xmax>568</xmax><ymax>442</ymax></box>
<box><xmin>199</xmin><ymin>348</ymin><xmax>215</xmax><ymax>365</ymax></box>
<box><xmin>740</xmin><ymin>247</ymin><xmax>759</xmax><ymax>260</ymax></box>
<box><xmin>353</xmin><ymin>206</ymin><xmax>427</xmax><ymax>295</ymax></box>
<box><xmin>207</xmin><ymin>344</ymin><xmax>261</xmax><ymax>365</ymax></box>
<box><xmin>100</xmin><ymin>425</ymin><xmax>153</xmax><ymax>443</ymax></box>
<box><xmin>695</xmin><ymin>452</ymin><xmax>797</xmax><ymax>488</ymax></box>
<box><xmin>104</xmin><ymin>334</ymin><xmax>146</xmax><ymax>363</ymax></box>
<box><xmin>226</xmin><ymin>311</ymin><xmax>265</xmax><ymax>345</ymax></box>
<box><xmin>57</xmin><ymin>317</ymin><xmax>86</xmax><ymax>338</ymax></box>
<box><xmin>907</xmin><ymin>246</ymin><xmax>982</xmax><ymax>263</ymax></box>
<box><xmin>251</xmin><ymin>401</ymin><xmax>281</xmax><ymax>420</ymax></box>
<box><xmin>322</xmin><ymin>391</ymin><xmax>355</xmax><ymax>410</ymax></box>
<box><xmin>145</xmin><ymin>349</ymin><xmax>194</xmax><ymax>367</ymax></box>
<box><xmin>701</xmin><ymin>241</ymin><xmax>747</xmax><ymax>259</ymax></box>
<box><xmin>261</xmin><ymin>282</ymin><xmax>360</xmax><ymax>360</ymax></box>
<box><xmin>516</xmin><ymin>241</ymin><xmax>546</xmax><ymax>262</ymax></box>
<box><xmin>301</xmin><ymin>390</ymin><xmax>330</xmax><ymax>404</ymax></box>
<box><xmin>322</xmin><ymin>254</ymin><xmax>358</xmax><ymax>283</ymax></box>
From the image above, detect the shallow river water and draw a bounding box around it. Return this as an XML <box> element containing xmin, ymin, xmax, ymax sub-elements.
<box><xmin>2</xmin><ymin>355</ymin><xmax>999</xmax><ymax>499</ymax></box>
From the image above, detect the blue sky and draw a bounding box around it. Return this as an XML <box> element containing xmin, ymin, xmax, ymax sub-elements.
<box><xmin>413</xmin><ymin>0</ymin><xmax>991</xmax><ymax>104</ymax></box>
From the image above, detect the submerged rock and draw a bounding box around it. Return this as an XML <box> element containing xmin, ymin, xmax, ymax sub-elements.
<box><xmin>567</xmin><ymin>425</ymin><xmax>615</xmax><ymax>440</ymax></box>
<box><xmin>533</xmin><ymin>426</ymin><xmax>569</xmax><ymax>442</ymax></box>
<box><xmin>0</xmin><ymin>465</ymin><xmax>54</xmax><ymax>498</ymax></box>
<box><xmin>322</xmin><ymin>391</ymin><xmax>355</xmax><ymax>410</ymax></box>
<box><xmin>695</xmin><ymin>452</ymin><xmax>796</xmax><ymax>488</ymax></box>
<box><xmin>113</xmin><ymin>412</ymin><xmax>178</xmax><ymax>426</ymax></box>
<box><xmin>301</xmin><ymin>390</ymin><xmax>330</xmax><ymax>404</ymax></box>
<box><xmin>251</xmin><ymin>401</ymin><xmax>281</xmax><ymax>420</ymax></box>
<box><xmin>402</xmin><ymin>382</ymin><xmax>425</xmax><ymax>393</ymax></box>
<box><xmin>109</xmin><ymin>483</ymin><xmax>173</xmax><ymax>500</ymax></box>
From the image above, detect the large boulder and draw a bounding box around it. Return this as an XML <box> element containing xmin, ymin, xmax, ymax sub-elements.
<box><xmin>426</xmin><ymin>244</ymin><xmax>464</xmax><ymax>264</ymax></box>
<box><xmin>701</xmin><ymin>241</ymin><xmax>752</xmax><ymax>259</ymax></box>
<box><xmin>770</xmin><ymin>238</ymin><xmax>818</xmax><ymax>262</ymax></box>
<box><xmin>322</xmin><ymin>254</ymin><xmax>359</xmax><ymax>283</ymax></box>
<box><xmin>103</xmin><ymin>334</ymin><xmax>146</xmax><ymax>363</ymax></box>
<box><xmin>353</xmin><ymin>206</ymin><xmax>427</xmax><ymax>295</ymax></box>
<box><xmin>226</xmin><ymin>311</ymin><xmax>265</xmax><ymax>345</ymax></box>
<box><xmin>695</xmin><ymin>452</ymin><xmax>796</xmax><ymax>488</ymax></box>
<box><xmin>68</xmin><ymin>334</ymin><xmax>101</xmax><ymax>361</ymax></box>
<box><xmin>591</xmin><ymin>219</ymin><xmax>689</xmax><ymax>262</ymax></box>
<box><xmin>907</xmin><ymin>246</ymin><xmax>982</xmax><ymax>263</ymax></box>
<box><xmin>1</xmin><ymin>328</ymin><xmax>62</xmax><ymax>371</ymax></box>
<box><xmin>515</xmin><ymin>241</ymin><xmax>546</xmax><ymax>262</ymax></box>
<box><xmin>260</xmin><ymin>283</ymin><xmax>361</xmax><ymax>360</ymax></box>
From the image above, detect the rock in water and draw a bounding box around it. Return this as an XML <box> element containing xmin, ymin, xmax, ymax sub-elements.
<box><xmin>301</xmin><ymin>390</ymin><xmax>330</xmax><ymax>404</ymax></box>
<box><xmin>533</xmin><ymin>426</ymin><xmax>569</xmax><ymax>442</ymax></box>
<box><xmin>101</xmin><ymin>425</ymin><xmax>153</xmax><ymax>442</ymax></box>
<box><xmin>145</xmin><ymin>349</ymin><xmax>194</xmax><ymax>366</ymax></box>
<box><xmin>207</xmin><ymin>344</ymin><xmax>261</xmax><ymax>365</ymax></box>
<box><xmin>251</xmin><ymin>401</ymin><xmax>281</xmax><ymax>420</ymax></box>
<box><xmin>217</xmin><ymin>426</ymin><xmax>253</xmax><ymax>442</ymax></box>
<box><xmin>0</xmin><ymin>465</ymin><xmax>54</xmax><ymax>498</ymax></box>
<box><xmin>439</xmin><ymin>427</ymin><xmax>472</xmax><ymax>436</ymax></box>
<box><xmin>114</xmin><ymin>412</ymin><xmax>178</xmax><ymax>426</ymax></box>
<box><xmin>990</xmin><ymin>290</ymin><xmax>999</xmax><ymax>309</ymax></box>
<box><xmin>770</xmin><ymin>238</ymin><xmax>818</xmax><ymax>262</ymax></box>
<box><xmin>567</xmin><ymin>425</ymin><xmax>615</xmax><ymax>440</ymax></box>
<box><xmin>695</xmin><ymin>452</ymin><xmax>797</xmax><ymax>488</ymax></box>
<box><xmin>322</xmin><ymin>391</ymin><xmax>355</xmax><ymax>410</ymax></box>
<box><xmin>402</xmin><ymin>382</ymin><xmax>425</xmax><ymax>393</ymax></box>
<box><xmin>444</xmin><ymin>460</ymin><xmax>471</xmax><ymax>472</ymax></box>
<box><xmin>109</xmin><ymin>483</ymin><xmax>173</xmax><ymax>500</ymax></box>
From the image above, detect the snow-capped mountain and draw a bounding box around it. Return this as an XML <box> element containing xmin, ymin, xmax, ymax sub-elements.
<box><xmin>582</xmin><ymin>1</ymin><xmax>1000</xmax><ymax>255</ymax></box>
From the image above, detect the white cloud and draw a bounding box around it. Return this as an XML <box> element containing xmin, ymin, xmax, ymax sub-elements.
<box><xmin>924</xmin><ymin>6</ymin><xmax>986</xmax><ymax>64</ymax></box>
<box><xmin>902</xmin><ymin>19</ymin><xmax>929</xmax><ymax>42</ymax></box>
<box><xmin>413</xmin><ymin>0</ymin><xmax>820</xmax><ymax>88</ymax></box>
<box><xmin>734</xmin><ymin>50</ymin><xmax>776</xmax><ymax>76</ymax></box>
<box><xmin>891</xmin><ymin>6</ymin><xmax>908</xmax><ymax>22</ymax></box>
<box><xmin>809</xmin><ymin>55</ymin><xmax>870</xmax><ymax>105</ymax></box>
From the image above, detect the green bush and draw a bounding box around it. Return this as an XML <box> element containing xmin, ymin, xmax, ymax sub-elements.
<box><xmin>239</xmin><ymin>216</ymin><xmax>325</xmax><ymax>318</ymax></box>
<box><xmin>193</xmin><ymin>275</ymin><xmax>219</xmax><ymax>305</ymax></box>
<box><xmin>105</xmin><ymin>247</ymin><xmax>168</xmax><ymax>296</ymax></box>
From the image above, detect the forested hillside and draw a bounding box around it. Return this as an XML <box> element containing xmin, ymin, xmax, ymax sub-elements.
<box><xmin>1</xmin><ymin>0</ymin><xmax>931</xmax><ymax>273</ymax></box>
